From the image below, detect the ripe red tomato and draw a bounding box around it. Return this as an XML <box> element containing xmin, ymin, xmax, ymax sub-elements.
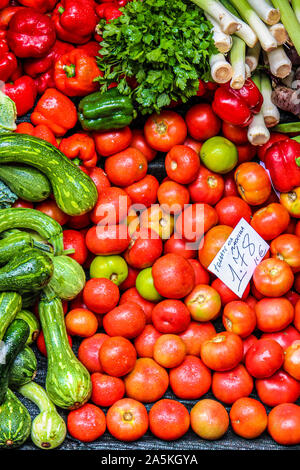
<box><xmin>179</xmin><ymin>321</ymin><xmax>216</xmax><ymax>356</ymax></box>
<box><xmin>198</xmin><ymin>225</ymin><xmax>233</xmax><ymax>269</ymax></box>
<box><xmin>78</xmin><ymin>333</ymin><xmax>108</xmax><ymax>373</ymax></box>
<box><xmin>93</xmin><ymin>126</ymin><xmax>132</xmax><ymax>157</ymax></box>
<box><xmin>200</xmin><ymin>331</ymin><xmax>243</xmax><ymax>371</ymax></box>
<box><xmin>36</xmin><ymin>199</ymin><xmax>69</xmax><ymax>225</ymax></box>
<box><xmin>270</xmin><ymin>234</ymin><xmax>300</xmax><ymax>272</ymax></box>
<box><xmin>164</xmin><ymin>235</ymin><xmax>197</xmax><ymax>259</ymax></box>
<box><xmin>268</xmin><ymin>403</ymin><xmax>300</xmax><ymax>445</ymax></box>
<box><xmin>125</xmin><ymin>174</ymin><xmax>159</xmax><ymax>207</ymax></box>
<box><xmin>222</xmin><ymin>301</ymin><xmax>256</xmax><ymax>338</ymax></box>
<box><xmin>251</xmin><ymin>203</ymin><xmax>290</xmax><ymax>241</ymax></box>
<box><xmin>165</xmin><ymin>145</ymin><xmax>200</xmax><ymax>184</ymax></box>
<box><xmin>212</xmin><ymin>364</ymin><xmax>253</xmax><ymax>404</ymax></box>
<box><xmin>256</xmin><ymin>369</ymin><xmax>300</xmax><ymax>406</ymax></box>
<box><xmin>99</xmin><ymin>336</ymin><xmax>137</xmax><ymax>377</ymax></box>
<box><xmin>105</xmin><ymin>147</ymin><xmax>148</xmax><ymax>187</ymax></box>
<box><xmin>242</xmin><ymin>334</ymin><xmax>258</xmax><ymax>361</ymax></box>
<box><xmin>176</xmin><ymin>203</ymin><xmax>218</xmax><ymax>243</ymax></box>
<box><xmin>152</xmin><ymin>299</ymin><xmax>191</xmax><ymax>334</ymax></box>
<box><xmin>261</xmin><ymin>325</ymin><xmax>300</xmax><ymax>350</ymax></box>
<box><xmin>253</xmin><ymin>258</ymin><xmax>294</xmax><ymax>297</ymax></box>
<box><xmin>190</xmin><ymin>399</ymin><xmax>229</xmax><ymax>440</ymax></box>
<box><xmin>13</xmin><ymin>199</ymin><xmax>34</xmax><ymax>208</ymax></box>
<box><xmin>91</xmin><ymin>372</ymin><xmax>125</xmax><ymax>407</ymax></box>
<box><xmin>215</xmin><ymin>196</ymin><xmax>252</xmax><ymax>227</ymax></box>
<box><xmin>67</xmin><ymin>404</ymin><xmax>106</xmax><ymax>442</ymax></box>
<box><xmin>236</xmin><ymin>143</ymin><xmax>256</xmax><ymax>164</ymax></box>
<box><xmin>230</xmin><ymin>397</ymin><xmax>268</xmax><ymax>439</ymax></box>
<box><xmin>149</xmin><ymin>399</ymin><xmax>190</xmax><ymax>441</ymax></box>
<box><xmin>130</xmin><ymin>128</ymin><xmax>157</xmax><ymax>162</ymax></box>
<box><xmin>185</xmin><ymin>284</ymin><xmax>221</xmax><ymax>322</ymax></box>
<box><xmin>85</xmin><ymin>224</ymin><xmax>130</xmax><ymax>255</ymax></box>
<box><xmin>124</xmin><ymin>358</ymin><xmax>169</xmax><ymax>403</ymax></box>
<box><xmin>67</xmin><ymin>212</ymin><xmax>91</xmax><ymax>230</ymax></box>
<box><xmin>83</xmin><ymin>278</ymin><xmax>120</xmax><ymax>314</ymax></box>
<box><xmin>90</xmin><ymin>187</ymin><xmax>131</xmax><ymax>226</ymax></box>
<box><xmin>152</xmin><ymin>253</ymin><xmax>195</xmax><ymax>299</ymax></box>
<box><xmin>144</xmin><ymin>110</ymin><xmax>187</xmax><ymax>152</ymax></box>
<box><xmin>184</xmin><ymin>136</ymin><xmax>202</xmax><ymax>155</ymax></box>
<box><xmin>188</xmin><ymin>259</ymin><xmax>210</xmax><ymax>285</ymax></box>
<box><xmin>235</xmin><ymin>162</ymin><xmax>271</xmax><ymax>206</ymax></box>
<box><xmin>153</xmin><ymin>334</ymin><xmax>186</xmax><ymax>368</ymax></box>
<box><xmin>283</xmin><ymin>340</ymin><xmax>300</xmax><ymax>380</ymax></box>
<box><xmin>255</xmin><ymin>297</ymin><xmax>294</xmax><ymax>332</ymax></box>
<box><xmin>125</xmin><ymin>228</ymin><xmax>163</xmax><ymax>270</ymax></box>
<box><xmin>157</xmin><ymin>180</ymin><xmax>190</xmax><ymax>214</ymax></box>
<box><xmin>102</xmin><ymin>302</ymin><xmax>146</xmax><ymax>339</ymax></box>
<box><xmin>223</xmin><ymin>172</ymin><xmax>239</xmax><ymax>197</ymax></box>
<box><xmin>134</xmin><ymin>324</ymin><xmax>162</xmax><ymax>358</ymax></box>
<box><xmin>188</xmin><ymin>166</ymin><xmax>224</xmax><ymax>205</ymax></box>
<box><xmin>120</xmin><ymin>287</ymin><xmax>154</xmax><ymax>324</ymax></box>
<box><xmin>106</xmin><ymin>398</ymin><xmax>149</xmax><ymax>441</ymax></box>
<box><xmin>63</xmin><ymin>229</ymin><xmax>88</xmax><ymax>265</ymax></box>
<box><xmin>211</xmin><ymin>278</ymin><xmax>250</xmax><ymax>305</ymax></box>
<box><xmin>65</xmin><ymin>308</ymin><xmax>98</xmax><ymax>337</ymax></box>
<box><xmin>185</xmin><ymin>103</ymin><xmax>221</xmax><ymax>141</ymax></box>
<box><xmin>222</xmin><ymin>122</ymin><xmax>248</xmax><ymax>144</ymax></box>
<box><xmin>245</xmin><ymin>338</ymin><xmax>284</xmax><ymax>378</ymax></box>
<box><xmin>169</xmin><ymin>355</ymin><xmax>212</xmax><ymax>399</ymax></box>
<box><xmin>87</xmin><ymin>166</ymin><xmax>110</xmax><ymax>196</ymax></box>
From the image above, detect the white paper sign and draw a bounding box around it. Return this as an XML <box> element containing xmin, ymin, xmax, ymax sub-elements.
<box><xmin>208</xmin><ymin>218</ymin><xmax>269</xmax><ymax>297</ymax></box>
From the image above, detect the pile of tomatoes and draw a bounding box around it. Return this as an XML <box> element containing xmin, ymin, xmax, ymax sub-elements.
<box><xmin>22</xmin><ymin>102</ymin><xmax>300</xmax><ymax>447</ymax></box>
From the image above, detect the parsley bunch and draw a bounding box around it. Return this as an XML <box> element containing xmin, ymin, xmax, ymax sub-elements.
<box><xmin>96</xmin><ymin>0</ymin><xmax>217</xmax><ymax>115</ymax></box>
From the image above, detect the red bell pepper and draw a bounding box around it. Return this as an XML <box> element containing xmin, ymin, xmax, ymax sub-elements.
<box><xmin>0</xmin><ymin>1</ymin><xmax>9</xmax><ymax>9</ymax></box>
<box><xmin>3</xmin><ymin>75</ymin><xmax>37</xmax><ymax>116</ymax></box>
<box><xmin>59</xmin><ymin>133</ymin><xmax>98</xmax><ymax>167</ymax></box>
<box><xmin>265</xmin><ymin>138</ymin><xmax>300</xmax><ymax>193</ymax></box>
<box><xmin>16</xmin><ymin>122</ymin><xmax>58</xmax><ymax>148</ymax></box>
<box><xmin>0</xmin><ymin>38</ymin><xmax>18</xmax><ymax>82</ymax></box>
<box><xmin>16</xmin><ymin>1</ymin><xmax>59</xmax><ymax>13</ymax></box>
<box><xmin>78</xmin><ymin>41</ymin><xmax>100</xmax><ymax>58</ymax></box>
<box><xmin>7</xmin><ymin>8</ymin><xmax>56</xmax><ymax>58</ymax></box>
<box><xmin>96</xmin><ymin>2</ymin><xmax>122</xmax><ymax>21</ymax></box>
<box><xmin>24</xmin><ymin>40</ymin><xmax>74</xmax><ymax>77</ymax></box>
<box><xmin>52</xmin><ymin>0</ymin><xmax>97</xmax><ymax>44</ymax></box>
<box><xmin>34</xmin><ymin>70</ymin><xmax>56</xmax><ymax>94</ymax></box>
<box><xmin>212</xmin><ymin>79</ymin><xmax>263</xmax><ymax>127</ymax></box>
<box><xmin>257</xmin><ymin>132</ymin><xmax>287</xmax><ymax>163</ymax></box>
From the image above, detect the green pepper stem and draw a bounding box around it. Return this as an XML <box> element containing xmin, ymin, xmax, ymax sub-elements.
<box><xmin>63</xmin><ymin>64</ymin><xmax>76</xmax><ymax>78</ymax></box>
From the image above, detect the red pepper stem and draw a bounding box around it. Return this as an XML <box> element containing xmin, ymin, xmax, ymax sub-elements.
<box><xmin>295</xmin><ymin>156</ymin><xmax>300</xmax><ymax>167</ymax></box>
<box><xmin>72</xmin><ymin>157</ymin><xmax>82</xmax><ymax>166</ymax></box>
<box><xmin>58</xmin><ymin>6</ymin><xmax>65</xmax><ymax>14</ymax></box>
<box><xmin>63</xmin><ymin>64</ymin><xmax>76</xmax><ymax>78</ymax></box>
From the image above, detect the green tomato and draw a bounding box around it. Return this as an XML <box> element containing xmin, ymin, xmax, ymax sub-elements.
<box><xmin>200</xmin><ymin>136</ymin><xmax>238</xmax><ymax>174</ymax></box>
<box><xmin>136</xmin><ymin>267</ymin><xmax>163</xmax><ymax>302</ymax></box>
<box><xmin>89</xmin><ymin>255</ymin><xmax>128</xmax><ymax>286</ymax></box>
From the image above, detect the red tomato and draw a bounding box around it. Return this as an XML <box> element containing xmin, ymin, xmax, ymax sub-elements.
<box><xmin>157</xmin><ymin>180</ymin><xmax>190</xmax><ymax>214</ymax></box>
<box><xmin>105</xmin><ymin>147</ymin><xmax>148</xmax><ymax>187</ymax></box>
<box><xmin>236</xmin><ymin>143</ymin><xmax>256</xmax><ymax>164</ymax></box>
<box><xmin>198</xmin><ymin>225</ymin><xmax>233</xmax><ymax>269</ymax></box>
<box><xmin>152</xmin><ymin>253</ymin><xmax>195</xmax><ymax>299</ymax></box>
<box><xmin>222</xmin><ymin>122</ymin><xmax>248</xmax><ymax>144</ymax></box>
<box><xmin>99</xmin><ymin>336</ymin><xmax>137</xmax><ymax>377</ymax></box>
<box><xmin>256</xmin><ymin>369</ymin><xmax>300</xmax><ymax>407</ymax></box>
<box><xmin>13</xmin><ymin>199</ymin><xmax>34</xmax><ymax>208</ymax></box>
<box><xmin>93</xmin><ymin>126</ymin><xmax>132</xmax><ymax>157</ymax></box>
<box><xmin>119</xmin><ymin>266</ymin><xmax>139</xmax><ymax>291</ymax></box>
<box><xmin>164</xmin><ymin>235</ymin><xmax>197</xmax><ymax>259</ymax></box>
<box><xmin>200</xmin><ymin>331</ymin><xmax>243</xmax><ymax>372</ymax></box>
<box><xmin>91</xmin><ymin>372</ymin><xmax>125</xmax><ymax>407</ymax></box>
<box><xmin>251</xmin><ymin>203</ymin><xmax>290</xmax><ymax>241</ymax></box>
<box><xmin>261</xmin><ymin>325</ymin><xmax>300</xmax><ymax>351</ymax></box>
<box><xmin>169</xmin><ymin>355</ymin><xmax>211</xmax><ymax>399</ymax></box>
<box><xmin>106</xmin><ymin>398</ymin><xmax>148</xmax><ymax>441</ymax></box>
<box><xmin>212</xmin><ymin>364</ymin><xmax>253</xmax><ymax>404</ymax></box>
<box><xmin>176</xmin><ymin>203</ymin><xmax>218</xmax><ymax>243</ymax></box>
<box><xmin>268</xmin><ymin>403</ymin><xmax>300</xmax><ymax>445</ymax></box>
<box><xmin>253</xmin><ymin>258</ymin><xmax>294</xmax><ymax>297</ymax></box>
<box><xmin>223</xmin><ymin>301</ymin><xmax>256</xmax><ymax>338</ymax></box>
<box><xmin>65</xmin><ymin>308</ymin><xmax>98</xmax><ymax>338</ymax></box>
<box><xmin>188</xmin><ymin>259</ymin><xmax>210</xmax><ymax>285</ymax></box>
<box><xmin>211</xmin><ymin>278</ymin><xmax>250</xmax><ymax>305</ymax></box>
<box><xmin>63</xmin><ymin>229</ymin><xmax>88</xmax><ymax>265</ymax></box>
<box><xmin>149</xmin><ymin>399</ymin><xmax>190</xmax><ymax>441</ymax></box>
<box><xmin>36</xmin><ymin>199</ymin><xmax>69</xmax><ymax>225</ymax></box>
<box><xmin>67</xmin><ymin>212</ymin><xmax>91</xmax><ymax>230</ymax></box>
<box><xmin>230</xmin><ymin>397</ymin><xmax>268</xmax><ymax>439</ymax></box>
<box><xmin>78</xmin><ymin>333</ymin><xmax>108</xmax><ymax>373</ymax></box>
<box><xmin>185</xmin><ymin>103</ymin><xmax>221</xmax><ymax>141</ymax></box>
<box><xmin>183</xmin><ymin>137</ymin><xmax>202</xmax><ymax>155</ymax></box>
<box><xmin>270</xmin><ymin>234</ymin><xmax>300</xmax><ymax>272</ymax></box>
<box><xmin>83</xmin><ymin>278</ymin><xmax>120</xmax><ymax>314</ymax></box>
<box><xmin>144</xmin><ymin>111</ymin><xmax>187</xmax><ymax>153</ymax></box>
<box><xmin>283</xmin><ymin>340</ymin><xmax>300</xmax><ymax>380</ymax></box>
<box><xmin>188</xmin><ymin>166</ymin><xmax>224</xmax><ymax>205</ymax></box>
<box><xmin>87</xmin><ymin>166</ymin><xmax>110</xmax><ymax>196</ymax></box>
<box><xmin>235</xmin><ymin>162</ymin><xmax>271</xmax><ymax>206</ymax></box>
<box><xmin>134</xmin><ymin>324</ymin><xmax>162</xmax><ymax>358</ymax></box>
<box><xmin>125</xmin><ymin>228</ymin><xmax>163</xmax><ymax>270</ymax></box>
<box><xmin>215</xmin><ymin>196</ymin><xmax>252</xmax><ymax>227</ymax></box>
<box><xmin>242</xmin><ymin>334</ymin><xmax>258</xmax><ymax>361</ymax></box>
<box><xmin>185</xmin><ymin>284</ymin><xmax>221</xmax><ymax>322</ymax></box>
<box><xmin>120</xmin><ymin>287</ymin><xmax>154</xmax><ymax>324</ymax></box>
<box><xmin>90</xmin><ymin>187</ymin><xmax>131</xmax><ymax>226</ymax></box>
<box><xmin>85</xmin><ymin>224</ymin><xmax>130</xmax><ymax>255</ymax></box>
<box><xmin>152</xmin><ymin>299</ymin><xmax>191</xmax><ymax>334</ymax></box>
<box><xmin>245</xmin><ymin>338</ymin><xmax>284</xmax><ymax>378</ymax></box>
<box><xmin>125</xmin><ymin>174</ymin><xmax>159</xmax><ymax>207</ymax></box>
<box><xmin>67</xmin><ymin>404</ymin><xmax>106</xmax><ymax>442</ymax></box>
<box><xmin>102</xmin><ymin>302</ymin><xmax>146</xmax><ymax>339</ymax></box>
<box><xmin>130</xmin><ymin>128</ymin><xmax>157</xmax><ymax>162</ymax></box>
<box><xmin>165</xmin><ymin>145</ymin><xmax>200</xmax><ymax>184</ymax></box>
<box><xmin>223</xmin><ymin>172</ymin><xmax>239</xmax><ymax>197</ymax></box>
<box><xmin>179</xmin><ymin>321</ymin><xmax>216</xmax><ymax>356</ymax></box>
<box><xmin>255</xmin><ymin>297</ymin><xmax>294</xmax><ymax>332</ymax></box>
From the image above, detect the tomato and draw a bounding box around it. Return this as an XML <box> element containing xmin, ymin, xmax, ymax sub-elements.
<box><xmin>261</xmin><ymin>325</ymin><xmax>300</xmax><ymax>350</ymax></box>
<box><xmin>93</xmin><ymin>126</ymin><xmax>132</xmax><ymax>157</ymax></box>
<box><xmin>87</xmin><ymin>166</ymin><xmax>110</xmax><ymax>196</ymax></box>
<box><xmin>125</xmin><ymin>228</ymin><xmax>163</xmax><ymax>270</ymax></box>
<box><xmin>283</xmin><ymin>340</ymin><xmax>300</xmax><ymax>380</ymax></box>
<box><xmin>63</xmin><ymin>229</ymin><xmax>88</xmax><ymax>265</ymax></box>
<box><xmin>152</xmin><ymin>299</ymin><xmax>191</xmax><ymax>334</ymax></box>
<box><xmin>105</xmin><ymin>147</ymin><xmax>148</xmax><ymax>187</ymax></box>
<box><xmin>36</xmin><ymin>199</ymin><xmax>69</xmax><ymax>225</ymax></box>
<box><xmin>99</xmin><ymin>336</ymin><xmax>137</xmax><ymax>377</ymax></box>
<box><xmin>13</xmin><ymin>199</ymin><xmax>34</xmax><ymax>208</ymax></box>
<box><xmin>130</xmin><ymin>128</ymin><xmax>157</xmax><ymax>162</ymax></box>
<box><xmin>103</xmin><ymin>302</ymin><xmax>146</xmax><ymax>339</ymax></box>
<box><xmin>235</xmin><ymin>162</ymin><xmax>271</xmax><ymax>206</ymax></box>
<box><xmin>125</xmin><ymin>174</ymin><xmax>159</xmax><ymax>207</ymax></box>
<box><xmin>255</xmin><ymin>297</ymin><xmax>294</xmax><ymax>332</ymax></box>
<box><xmin>198</xmin><ymin>225</ymin><xmax>233</xmax><ymax>269</ymax></box>
<box><xmin>200</xmin><ymin>136</ymin><xmax>238</xmax><ymax>174</ymax></box>
<box><xmin>164</xmin><ymin>235</ymin><xmax>197</xmax><ymax>259</ymax></box>
<box><xmin>183</xmin><ymin>137</ymin><xmax>202</xmax><ymax>155</ymax></box>
<box><xmin>90</xmin><ymin>255</ymin><xmax>128</xmax><ymax>286</ymax></box>
<box><xmin>175</xmin><ymin>203</ymin><xmax>218</xmax><ymax>243</ymax></box>
<box><xmin>223</xmin><ymin>301</ymin><xmax>256</xmax><ymax>338</ymax></box>
<box><xmin>119</xmin><ymin>266</ymin><xmax>139</xmax><ymax>291</ymax></box>
<box><xmin>165</xmin><ymin>144</ymin><xmax>200</xmax><ymax>184</ymax></box>
<box><xmin>77</xmin><ymin>333</ymin><xmax>108</xmax><ymax>373</ymax></box>
<box><xmin>185</xmin><ymin>284</ymin><xmax>221</xmax><ymax>322</ymax></box>
<box><xmin>200</xmin><ymin>331</ymin><xmax>243</xmax><ymax>371</ymax></box>
<box><xmin>134</xmin><ymin>324</ymin><xmax>162</xmax><ymax>358</ymax></box>
<box><xmin>188</xmin><ymin>166</ymin><xmax>224</xmax><ymax>205</ymax></box>
<box><xmin>256</xmin><ymin>369</ymin><xmax>300</xmax><ymax>407</ymax></box>
<box><xmin>119</xmin><ymin>288</ymin><xmax>153</xmax><ymax>325</ymax></box>
<box><xmin>211</xmin><ymin>278</ymin><xmax>250</xmax><ymax>305</ymax></box>
<box><xmin>268</xmin><ymin>403</ymin><xmax>300</xmax><ymax>445</ymax></box>
<box><xmin>124</xmin><ymin>358</ymin><xmax>169</xmax><ymax>403</ymax></box>
<box><xmin>144</xmin><ymin>110</ymin><xmax>187</xmax><ymax>152</ymax></box>
<box><xmin>85</xmin><ymin>224</ymin><xmax>130</xmax><ymax>255</ymax></box>
<box><xmin>222</xmin><ymin>122</ymin><xmax>248</xmax><ymax>144</ymax></box>
<box><xmin>257</xmin><ymin>132</ymin><xmax>286</xmax><ymax>162</ymax></box>
<box><xmin>230</xmin><ymin>397</ymin><xmax>268</xmax><ymax>439</ymax></box>
<box><xmin>280</xmin><ymin>187</ymin><xmax>300</xmax><ymax>218</ymax></box>
<box><xmin>253</xmin><ymin>258</ymin><xmax>294</xmax><ymax>297</ymax></box>
<box><xmin>67</xmin><ymin>212</ymin><xmax>91</xmax><ymax>230</ymax></box>
<box><xmin>212</xmin><ymin>364</ymin><xmax>253</xmax><ymax>404</ymax></box>
<box><xmin>270</xmin><ymin>234</ymin><xmax>300</xmax><ymax>272</ymax></box>
<box><xmin>136</xmin><ymin>267</ymin><xmax>162</xmax><ymax>302</ymax></box>
<box><xmin>236</xmin><ymin>143</ymin><xmax>256</xmax><ymax>164</ymax></box>
<box><xmin>245</xmin><ymin>338</ymin><xmax>284</xmax><ymax>378</ymax></box>
<box><xmin>83</xmin><ymin>278</ymin><xmax>120</xmax><ymax>314</ymax></box>
<box><xmin>106</xmin><ymin>398</ymin><xmax>148</xmax><ymax>442</ymax></box>
<box><xmin>190</xmin><ymin>399</ymin><xmax>229</xmax><ymax>440</ymax></box>
<box><xmin>149</xmin><ymin>399</ymin><xmax>190</xmax><ymax>441</ymax></box>
<box><xmin>242</xmin><ymin>334</ymin><xmax>258</xmax><ymax>361</ymax></box>
<box><xmin>65</xmin><ymin>308</ymin><xmax>98</xmax><ymax>337</ymax></box>
<box><xmin>215</xmin><ymin>196</ymin><xmax>252</xmax><ymax>227</ymax></box>
<box><xmin>223</xmin><ymin>171</ymin><xmax>239</xmax><ymax>197</ymax></box>
<box><xmin>157</xmin><ymin>180</ymin><xmax>190</xmax><ymax>214</ymax></box>
<box><xmin>90</xmin><ymin>187</ymin><xmax>131</xmax><ymax>226</ymax></box>
<box><xmin>91</xmin><ymin>372</ymin><xmax>125</xmax><ymax>407</ymax></box>
<box><xmin>152</xmin><ymin>253</ymin><xmax>195</xmax><ymax>299</ymax></box>
<box><xmin>139</xmin><ymin>204</ymin><xmax>174</xmax><ymax>240</ymax></box>
<box><xmin>185</xmin><ymin>103</ymin><xmax>221</xmax><ymax>141</ymax></box>
<box><xmin>153</xmin><ymin>334</ymin><xmax>186</xmax><ymax>368</ymax></box>
<box><xmin>179</xmin><ymin>321</ymin><xmax>216</xmax><ymax>356</ymax></box>
<box><xmin>67</xmin><ymin>404</ymin><xmax>106</xmax><ymax>442</ymax></box>
<box><xmin>188</xmin><ymin>259</ymin><xmax>210</xmax><ymax>285</ymax></box>
<box><xmin>251</xmin><ymin>203</ymin><xmax>290</xmax><ymax>241</ymax></box>
<box><xmin>169</xmin><ymin>355</ymin><xmax>211</xmax><ymax>399</ymax></box>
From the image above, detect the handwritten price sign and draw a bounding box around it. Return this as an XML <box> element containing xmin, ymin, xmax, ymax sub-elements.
<box><xmin>208</xmin><ymin>218</ymin><xmax>269</xmax><ymax>297</ymax></box>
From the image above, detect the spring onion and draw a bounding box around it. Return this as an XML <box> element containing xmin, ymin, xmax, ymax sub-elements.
<box><xmin>230</xmin><ymin>36</ymin><xmax>247</xmax><ymax>88</ymax></box>
<box><xmin>271</xmin><ymin>0</ymin><xmax>300</xmax><ymax>55</ymax></box>
<box><xmin>191</xmin><ymin>0</ymin><xmax>240</xmax><ymax>34</ymax></box>
<box><xmin>209</xmin><ymin>53</ymin><xmax>233</xmax><ymax>83</ymax></box>
<box><xmin>260</xmin><ymin>73</ymin><xmax>280</xmax><ymax>127</ymax></box>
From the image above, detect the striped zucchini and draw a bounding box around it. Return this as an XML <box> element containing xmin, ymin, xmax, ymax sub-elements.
<box><xmin>39</xmin><ymin>288</ymin><xmax>92</xmax><ymax>409</ymax></box>
<box><xmin>0</xmin><ymin>134</ymin><xmax>98</xmax><ymax>215</ymax></box>
<box><xmin>47</xmin><ymin>255</ymin><xmax>86</xmax><ymax>300</ymax></box>
<box><xmin>0</xmin><ymin>208</ymin><xmax>63</xmax><ymax>254</ymax></box>
<box><xmin>0</xmin><ymin>231</ymin><xmax>51</xmax><ymax>265</ymax></box>
<box><xmin>0</xmin><ymin>292</ymin><xmax>22</xmax><ymax>341</ymax></box>
<box><xmin>9</xmin><ymin>346</ymin><xmax>37</xmax><ymax>388</ymax></box>
<box><xmin>0</xmin><ymin>388</ymin><xmax>31</xmax><ymax>448</ymax></box>
<box><xmin>0</xmin><ymin>164</ymin><xmax>51</xmax><ymax>202</ymax></box>
<box><xmin>15</xmin><ymin>310</ymin><xmax>40</xmax><ymax>345</ymax></box>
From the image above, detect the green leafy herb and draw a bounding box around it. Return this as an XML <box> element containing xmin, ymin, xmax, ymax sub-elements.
<box><xmin>96</xmin><ymin>0</ymin><xmax>217</xmax><ymax>115</ymax></box>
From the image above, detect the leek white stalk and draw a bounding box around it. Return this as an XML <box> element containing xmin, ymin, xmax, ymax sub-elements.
<box><xmin>205</xmin><ymin>13</ymin><xmax>233</xmax><ymax>53</ymax></box>
<box><xmin>260</xmin><ymin>73</ymin><xmax>280</xmax><ymax>127</ymax></box>
<box><xmin>247</xmin><ymin>0</ymin><xmax>280</xmax><ymax>24</ymax></box>
<box><xmin>219</xmin><ymin>0</ymin><xmax>258</xmax><ymax>47</ymax></box>
<box><xmin>245</xmin><ymin>63</ymin><xmax>251</xmax><ymax>78</ymax></box>
<box><xmin>209</xmin><ymin>53</ymin><xmax>233</xmax><ymax>83</ymax></box>
<box><xmin>245</xmin><ymin>42</ymin><xmax>261</xmax><ymax>71</ymax></box>
<box><xmin>267</xmin><ymin>46</ymin><xmax>292</xmax><ymax>78</ymax></box>
<box><xmin>281</xmin><ymin>70</ymin><xmax>295</xmax><ymax>88</ymax></box>
<box><xmin>269</xmin><ymin>23</ymin><xmax>288</xmax><ymax>44</ymax></box>
<box><xmin>272</xmin><ymin>0</ymin><xmax>300</xmax><ymax>55</ymax></box>
<box><xmin>230</xmin><ymin>36</ymin><xmax>247</xmax><ymax>88</ymax></box>
<box><xmin>230</xmin><ymin>0</ymin><xmax>278</xmax><ymax>51</ymax></box>
<box><xmin>291</xmin><ymin>0</ymin><xmax>300</xmax><ymax>23</ymax></box>
<box><xmin>248</xmin><ymin>73</ymin><xmax>270</xmax><ymax>145</ymax></box>
<box><xmin>190</xmin><ymin>0</ymin><xmax>240</xmax><ymax>34</ymax></box>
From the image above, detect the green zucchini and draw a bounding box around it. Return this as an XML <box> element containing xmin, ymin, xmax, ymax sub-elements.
<box><xmin>19</xmin><ymin>381</ymin><xmax>66</xmax><ymax>449</ymax></box>
<box><xmin>9</xmin><ymin>346</ymin><xmax>37</xmax><ymax>388</ymax></box>
<box><xmin>0</xmin><ymin>248</ymin><xmax>53</xmax><ymax>294</ymax></box>
<box><xmin>0</xmin><ymin>319</ymin><xmax>30</xmax><ymax>404</ymax></box>
<box><xmin>0</xmin><ymin>208</ymin><xmax>63</xmax><ymax>255</ymax></box>
<box><xmin>0</xmin><ymin>133</ymin><xmax>98</xmax><ymax>215</ymax></box>
<box><xmin>15</xmin><ymin>310</ymin><xmax>40</xmax><ymax>345</ymax></box>
<box><xmin>47</xmin><ymin>255</ymin><xmax>86</xmax><ymax>300</ymax></box>
<box><xmin>0</xmin><ymin>231</ymin><xmax>52</xmax><ymax>265</ymax></box>
<box><xmin>0</xmin><ymin>164</ymin><xmax>51</xmax><ymax>202</ymax></box>
<box><xmin>0</xmin><ymin>291</ymin><xmax>22</xmax><ymax>341</ymax></box>
<box><xmin>39</xmin><ymin>288</ymin><xmax>92</xmax><ymax>409</ymax></box>
<box><xmin>0</xmin><ymin>388</ymin><xmax>31</xmax><ymax>448</ymax></box>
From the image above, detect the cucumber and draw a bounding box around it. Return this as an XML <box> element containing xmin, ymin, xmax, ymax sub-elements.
<box><xmin>0</xmin><ymin>164</ymin><xmax>51</xmax><ymax>202</ymax></box>
<box><xmin>0</xmin><ymin>133</ymin><xmax>98</xmax><ymax>215</ymax></box>
<box><xmin>0</xmin><ymin>292</ymin><xmax>22</xmax><ymax>341</ymax></box>
<box><xmin>0</xmin><ymin>319</ymin><xmax>30</xmax><ymax>404</ymax></box>
<box><xmin>0</xmin><ymin>388</ymin><xmax>31</xmax><ymax>448</ymax></box>
<box><xmin>18</xmin><ymin>381</ymin><xmax>66</xmax><ymax>449</ymax></box>
<box><xmin>9</xmin><ymin>346</ymin><xmax>37</xmax><ymax>388</ymax></box>
<box><xmin>15</xmin><ymin>310</ymin><xmax>40</xmax><ymax>345</ymax></box>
